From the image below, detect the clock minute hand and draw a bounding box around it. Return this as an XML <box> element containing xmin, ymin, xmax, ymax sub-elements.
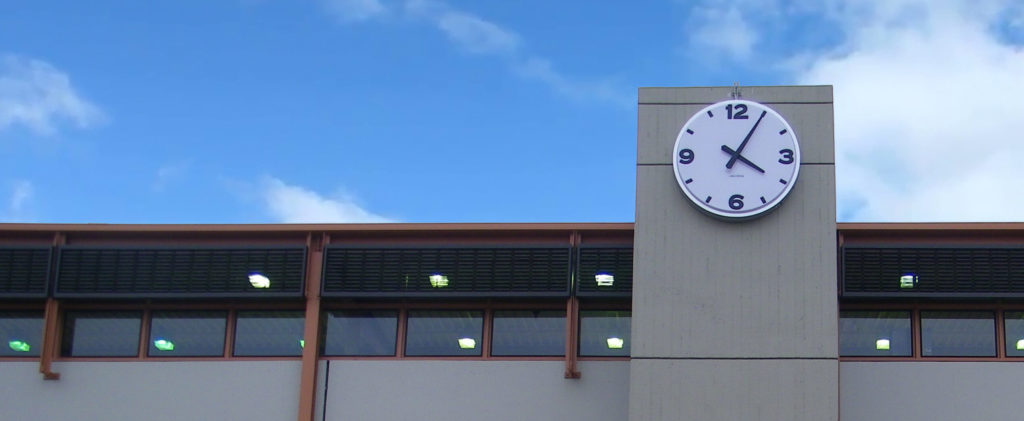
<box><xmin>725</xmin><ymin>110</ymin><xmax>767</xmax><ymax>169</ymax></box>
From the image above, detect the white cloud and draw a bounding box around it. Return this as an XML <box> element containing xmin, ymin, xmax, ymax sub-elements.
<box><xmin>690</xmin><ymin>5</ymin><xmax>756</xmax><ymax>60</ymax></box>
<box><xmin>436</xmin><ymin>11</ymin><xmax>520</xmax><ymax>55</ymax></box>
<box><xmin>320</xmin><ymin>0</ymin><xmax>627</xmax><ymax>104</ymax></box>
<box><xmin>8</xmin><ymin>179</ymin><xmax>31</xmax><ymax>213</ymax></box>
<box><xmin>154</xmin><ymin>161</ymin><xmax>192</xmax><ymax>191</ymax></box>
<box><xmin>793</xmin><ymin>0</ymin><xmax>1024</xmax><ymax>221</ymax></box>
<box><xmin>323</xmin><ymin>0</ymin><xmax>387</xmax><ymax>22</ymax></box>
<box><xmin>684</xmin><ymin>0</ymin><xmax>1024</xmax><ymax>221</ymax></box>
<box><xmin>1</xmin><ymin>179</ymin><xmax>33</xmax><ymax>222</ymax></box>
<box><xmin>261</xmin><ymin>177</ymin><xmax>393</xmax><ymax>223</ymax></box>
<box><xmin>0</xmin><ymin>55</ymin><xmax>103</xmax><ymax>135</ymax></box>
<box><xmin>514</xmin><ymin>57</ymin><xmax>631</xmax><ymax>105</ymax></box>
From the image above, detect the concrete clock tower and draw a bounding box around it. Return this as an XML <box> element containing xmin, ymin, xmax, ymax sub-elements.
<box><xmin>630</xmin><ymin>86</ymin><xmax>838</xmax><ymax>420</ymax></box>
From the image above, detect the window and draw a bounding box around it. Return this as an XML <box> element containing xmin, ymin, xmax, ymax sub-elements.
<box><xmin>839</xmin><ymin>311</ymin><xmax>912</xmax><ymax>357</ymax></box>
<box><xmin>0</xmin><ymin>311</ymin><xmax>43</xmax><ymax>357</ymax></box>
<box><xmin>233</xmin><ymin>311</ymin><xmax>305</xmax><ymax>357</ymax></box>
<box><xmin>921</xmin><ymin>311</ymin><xmax>995</xmax><ymax>357</ymax></box>
<box><xmin>491</xmin><ymin>310</ymin><xmax>565</xmax><ymax>356</ymax></box>
<box><xmin>405</xmin><ymin>310</ymin><xmax>482</xmax><ymax>356</ymax></box>
<box><xmin>62</xmin><ymin>311</ymin><xmax>142</xmax><ymax>357</ymax></box>
<box><xmin>148</xmin><ymin>311</ymin><xmax>227</xmax><ymax>357</ymax></box>
<box><xmin>323</xmin><ymin>310</ymin><xmax>398</xmax><ymax>356</ymax></box>
<box><xmin>1004</xmin><ymin>312</ymin><xmax>1024</xmax><ymax>357</ymax></box>
<box><xmin>579</xmin><ymin>310</ymin><xmax>630</xmax><ymax>357</ymax></box>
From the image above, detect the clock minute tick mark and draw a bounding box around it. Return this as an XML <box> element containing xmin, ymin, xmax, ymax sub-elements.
<box><xmin>705</xmin><ymin>196</ymin><xmax>712</xmax><ymax>203</ymax></box>
<box><xmin>779</xmin><ymin>129</ymin><xmax>788</xmax><ymax>135</ymax></box>
<box><xmin>707</xmin><ymin>111</ymin><xmax>714</xmax><ymax>118</ymax></box>
<box><xmin>685</xmin><ymin>178</ymin><xmax>693</xmax><ymax>184</ymax></box>
<box><xmin>779</xmin><ymin>179</ymin><xmax>787</xmax><ymax>185</ymax></box>
<box><xmin>760</xmin><ymin>196</ymin><xmax>766</xmax><ymax>204</ymax></box>
<box><xmin>686</xmin><ymin>129</ymin><xmax>694</xmax><ymax>135</ymax></box>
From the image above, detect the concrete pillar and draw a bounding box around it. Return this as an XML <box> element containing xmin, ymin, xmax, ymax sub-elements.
<box><xmin>630</xmin><ymin>86</ymin><xmax>838</xmax><ymax>420</ymax></box>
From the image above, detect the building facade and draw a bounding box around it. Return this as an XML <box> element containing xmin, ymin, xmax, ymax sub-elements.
<box><xmin>2</xmin><ymin>86</ymin><xmax>1023</xmax><ymax>420</ymax></box>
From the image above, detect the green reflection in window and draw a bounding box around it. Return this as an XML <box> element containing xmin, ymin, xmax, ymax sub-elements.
<box><xmin>8</xmin><ymin>340</ymin><xmax>31</xmax><ymax>352</ymax></box>
<box><xmin>153</xmin><ymin>339</ymin><xmax>175</xmax><ymax>351</ymax></box>
<box><xmin>1</xmin><ymin>312</ymin><xmax>44</xmax><ymax>357</ymax></box>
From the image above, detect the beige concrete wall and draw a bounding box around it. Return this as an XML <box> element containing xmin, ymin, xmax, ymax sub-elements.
<box><xmin>631</xmin><ymin>86</ymin><xmax>837</xmax><ymax>420</ymax></box>
<box><xmin>321</xmin><ymin>361</ymin><xmax>629</xmax><ymax>421</ymax></box>
<box><xmin>841</xmin><ymin>362</ymin><xmax>1024</xmax><ymax>420</ymax></box>
<box><xmin>0</xmin><ymin>361</ymin><xmax>301</xmax><ymax>420</ymax></box>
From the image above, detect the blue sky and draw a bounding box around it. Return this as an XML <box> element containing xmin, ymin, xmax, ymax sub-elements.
<box><xmin>2</xmin><ymin>0</ymin><xmax>1023</xmax><ymax>223</ymax></box>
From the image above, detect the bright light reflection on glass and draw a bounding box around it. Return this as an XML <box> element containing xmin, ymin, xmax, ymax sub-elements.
<box><xmin>8</xmin><ymin>340</ymin><xmax>30</xmax><ymax>352</ymax></box>
<box><xmin>875</xmin><ymin>338</ymin><xmax>890</xmax><ymax>350</ymax></box>
<box><xmin>153</xmin><ymin>339</ymin><xmax>175</xmax><ymax>351</ymax></box>
<box><xmin>457</xmin><ymin>337</ymin><xmax>476</xmax><ymax>349</ymax></box>
<box><xmin>606</xmin><ymin>337</ymin><xmax>624</xmax><ymax>349</ymax></box>
<box><xmin>249</xmin><ymin>273</ymin><xmax>271</xmax><ymax>288</ymax></box>
<box><xmin>429</xmin><ymin>274</ymin><xmax>449</xmax><ymax>288</ymax></box>
<box><xmin>595</xmin><ymin>273</ymin><xmax>615</xmax><ymax>287</ymax></box>
<box><xmin>1017</xmin><ymin>339</ymin><xmax>1024</xmax><ymax>351</ymax></box>
<box><xmin>299</xmin><ymin>339</ymin><xmax>305</xmax><ymax>349</ymax></box>
<box><xmin>900</xmin><ymin>274</ymin><xmax>917</xmax><ymax>289</ymax></box>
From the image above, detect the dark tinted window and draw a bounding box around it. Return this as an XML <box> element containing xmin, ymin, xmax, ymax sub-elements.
<box><xmin>406</xmin><ymin>310</ymin><xmax>482</xmax><ymax>356</ymax></box>
<box><xmin>233</xmin><ymin>311</ymin><xmax>305</xmax><ymax>357</ymax></box>
<box><xmin>839</xmin><ymin>311</ymin><xmax>912</xmax><ymax>356</ymax></box>
<box><xmin>579</xmin><ymin>310</ymin><xmax>630</xmax><ymax>357</ymax></box>
<box><xmin>62</xmin><ymin>311</ymin><xmax>142</xmax><ymax>357</ymax></box>
<box><xmin>921</xmin><ymin>311</ymin><xmax>995</xmax><ymax>357</ymax></box>
<box><xmin>323</xmin><ymin>310</ymin><xmax>398</xmax><ymax>356</ymax></box>
<box><xmin>492</xmin><ymin>310</ymin><xmax>565</xmax><ymax>356</ymax></box>
<box><xmin>1004</xmin><ymin>311</ymin><xmax>1024</xmax><ymax>357</ymax></box>
<box><xmin>148</xmin><ymin>311</ymin><xmax>227</xmax><ymax>357</ymax></box>
<box><xmin>0</xmin><ymin>311</ymin><xmax>43</xmax><ymax>357</ymax></box>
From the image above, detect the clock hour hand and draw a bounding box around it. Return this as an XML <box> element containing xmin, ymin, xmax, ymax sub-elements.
<box><xmin>725</xmin><ymin>110</ymin><xmax>767</xmax><ymax>169</ymax></box>
<box><xmin>720</xmin><ymin>145</ymin><xmax>765</xmax><ymax>173</ymax></box>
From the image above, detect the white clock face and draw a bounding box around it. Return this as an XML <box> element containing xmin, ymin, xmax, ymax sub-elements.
<box><xmin>672</xmin><ymin>99</ymin><xmax>801</xmax><ymax>220</ymax></box>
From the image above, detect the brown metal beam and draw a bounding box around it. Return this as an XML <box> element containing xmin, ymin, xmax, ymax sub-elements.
<box><xmin>564</xmin><ymin>230</ymin><xmax>582</xmax><ymax>379</ymax></box>
<box><xmin>297</xmin><ymin>233</ymin><xmax>326</xmax><ymax>421</ymax></box>
<box><xmin>564</xmin><ymin>296</ymin><xmax>581</xmax><ymax>379</ymax></box>
<box><xmin>0</xmin><ymin>222</ymin><xmax>635</xmax><ymax>234</ymax></box>
<box><xmin>38</xmin><ymin>232</ymin><xmax>65</xmax><ymax>380</ymax></box>
<box><xmin>39</xmin><ymin>297</ymin><xmax>60</xmax><ymax>380</ymax></box>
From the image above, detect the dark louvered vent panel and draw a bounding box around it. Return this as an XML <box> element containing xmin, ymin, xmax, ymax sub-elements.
<box><xmin>0</xmin><ymin>247</ymin><xmax>51</xmax><ymax>298</ymax></box>
<box><xmin>576</xmin><ymin>247</ymin><xmax>633</xmax><ymax>297</ymax></box>
<box><xmin>322</xmin><ymin>247</ymin><xmax>571</xmax><ymax>298</ymax></box>
<box><xmin>843</xmin><ymin>246</ymin><xmax>1024</xmax><ymax>297</ymax></box>
<box><xmin>56</xmin><ymin>247</ymin><xmax>306</xmax><ymax>298</ymax></box>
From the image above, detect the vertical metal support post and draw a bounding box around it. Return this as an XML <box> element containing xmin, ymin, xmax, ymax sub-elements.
<box><xmin>564</xmin><ymin>230</ymin><xmax>582</xmax><ymax>379</ymax></box>
<box><xmin>39</xmin><ymin>231</ymin><xmax>65</xmax><ymax>380</ymax></box>
<box><xmin>39</xmin><ymin>297</ymin><xmax>61</xmax><ymax>380</ymax></box>
<box><xmin>297</xmin><ymin>232</ymin><xmax>326</xmax><ymax>421</ymax></box>
<box><xmin>564</xmin><ymin>296</ymin><xmax>581</xmax><ymax>379</ymax></box>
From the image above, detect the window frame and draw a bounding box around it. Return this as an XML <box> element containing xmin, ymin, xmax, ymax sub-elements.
<box><xmin>26</xmin><ymin>297</ymin><xmax>633</xmax><ymax>362</ymax></box>
<box><xmin>147</xmin><ymin>310</ymin><xmax>230</xmax><ymax>358</ymax></box>
<box><xmin>319</xmin><ymin>299</ymin><xmax>631</xmax><ymax>361</ymax></box>
<box><xmin>0</xmin><ymin>308</ymin><xmax>46</xmax><ymax>358</ymax></box>
<box><xmin>919</xmin><ymin>310</ymin><xmax>997</xmax><ymax>358</ymax></box>
<box><xmin>839</xmin><ymin>310</ymin><xmax>914</xmax><ymax>357</ymax></box>
<box><xmin>839</xmin><ymin>301</ymin><xmax>1024</xmax><ymax>361</ymax></box>
<box><xmin>54</xmin><ymin>301</ymin><xmax>304</xmax><ymax>361</ymax></box>
<box><xmin>233</xmin><ymin>309</ymin><xmax>308</xmax><ymax>357</ymax></box>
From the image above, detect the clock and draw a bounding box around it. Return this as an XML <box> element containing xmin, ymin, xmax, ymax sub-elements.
<box><xmin>671</xmin><ymin>99</ymin><xmax>801</xmax><ymax>220</ymax></box>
